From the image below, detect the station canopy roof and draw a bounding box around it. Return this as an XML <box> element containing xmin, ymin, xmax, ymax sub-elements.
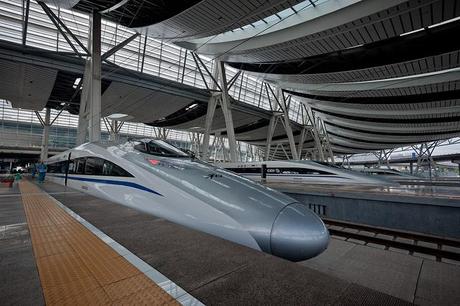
<box><xmin>1</xmin><ymin>0</ymin><xmax>459</xmax><ymax>155</ymax></box>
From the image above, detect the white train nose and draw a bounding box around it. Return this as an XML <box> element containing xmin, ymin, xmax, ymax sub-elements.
<box><xmin>270</xmin><ymin>203</ymin><xmax>329</xmax><ymax>261</ymax></box>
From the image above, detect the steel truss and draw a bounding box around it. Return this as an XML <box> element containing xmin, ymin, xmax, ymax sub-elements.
<box><xmin>276</xmin><ymin>90</ymin><xmax>334</xmax><ymax>162</ymax></box>
<box><xmin>372</xmin><ymin>148</ymin><xmax>395</xmax><ymax>169</ymax></box>
<box><xmin>102</xmin><ymin>118</ymin><xmax>124</xmax><ymax>141</ymax></box>
<box><xmin>263</xmin><ymin>83</ymin><xmax>299</xmax><ymax>160</ymax></box>
<box><xmin>35</xmin><ymin>106</ymin><xmax>66</xmax><ymax>161</ymax></box>
<box><xmin>195</xmin><ymin>56</ymin><xmax>238</xmax><ymax>162</ymax></box>
<box><xmin>411</xmin><ymin>141</ymin><xmax>439</xmax><ymax>179</ymax></box>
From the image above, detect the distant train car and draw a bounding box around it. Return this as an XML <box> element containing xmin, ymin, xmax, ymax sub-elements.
<box><xmin>46</xmin><ymin>139</ymin><xmax>329</xmax><ymax>261</ymax></box>
<box><xmin>361</xmin><ymin>168</ymin><xmax>419</xmax><ymax>181</ymax></box>
<box><xmin>218</xmin><ymin>160</ymin><xmax>398</xmax><ymax>186</ymax></box>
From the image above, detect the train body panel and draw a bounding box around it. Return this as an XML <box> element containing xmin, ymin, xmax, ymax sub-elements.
<box><xmin>46</xmin><ymin>140</ymin><xmax>330</xmax><ymax>261</ymax></box>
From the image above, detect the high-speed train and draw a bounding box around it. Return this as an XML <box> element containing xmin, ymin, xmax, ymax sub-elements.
<box><xmin>361</xmin><ymin>168</ymin><xmax>419</xmax><ymax>182</ymax></box>
<box><xmin>45</xmin><ymin>139</ymin><xmax>329</xmax><ymax>261</ymax></box>
<box><xmin>218</xmin><ymin>160</ymin><xmax>398</xmax><ymax>186</ymax></box>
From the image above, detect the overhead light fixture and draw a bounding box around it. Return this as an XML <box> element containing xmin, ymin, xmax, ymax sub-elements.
<box><xmin>345</xmin><ymin>43</ymin><xmax>364</xmax><ymax>50</ymax></box>
<box><xmin>428</xmin><ymin>16</ymin><xmax>460</xmax><ymax>29</ymax></box>
<box><xmin>72</xmin><ymin>77</ymin><xmax>82</xmax><ymax>89</ymax></box>
<box><xmin>107</xmin><ymin>113</ymin><xmax>129</xmax><ymax>120</ymax></box>
<box><xmin>186</xmin><ymin>103</ymin><xmax>198</xmax><ymax>110</ymax></box>
<box><xmin>400</xmin><ymin>27</ymin><xmax>424</xmax><ymax>37</ymax></box>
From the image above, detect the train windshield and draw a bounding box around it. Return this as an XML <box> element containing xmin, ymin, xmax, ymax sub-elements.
<box><xmin>134</xmin><ymin>140</ymin><xmax>189</xmax><ymax>158</ymax></box>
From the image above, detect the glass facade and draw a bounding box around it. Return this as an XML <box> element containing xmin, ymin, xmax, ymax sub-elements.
<box><xmin>0</xmin><ymin>0</ymin><xmax>305</xmax><ymax>117</ymax></box>
<box><xmin>0</xmin><ymin>0</ymin><xmax>303</xmax><ymax>160</ymax></box>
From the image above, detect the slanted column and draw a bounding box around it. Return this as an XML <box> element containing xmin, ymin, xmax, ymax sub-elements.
<box><xmin>200</xmin><ymin>60</ymin><xmax>220</xmax><ymax>161</ymax></box>
<box><xmin>265</xmin><ymin>115</ymin><xmax>277</xmax><ymax>161</ymax></box>
<box><xmin>40</xmin><ymin>107</ymin><xmax>51</xmax><ymax>161</ymax></box>
<box><xmin>88</xmin><ymin>11</ymin><xmax>101</xmax><ymax>142</ymax></box>
<box><xmin>218</xmin><ymin>61</ymin><xmax>237</xmax><ymax>162</ymax></box>
<box><xmin>278</xmin><ymin>89</ymin><xmax>298</xmax><ymax>160</ymax></box>
<box><xmin>109</xmin><ymin>120</ymin><xmax>118</xmax><ymax>141</ymax></box>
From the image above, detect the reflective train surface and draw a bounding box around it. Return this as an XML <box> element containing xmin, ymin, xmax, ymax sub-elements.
<box><xmin>218</xmin><ymin>160</ymin><xmax>398</xmax><ymax>186</ymax></box>
<box><xmin>361</xmin><ymin>168</ymin><xmax>419</xmax><ymax>182</ymax></box>
<box><xmin>46</xmin><ymin>139</ymin><xmax>329</xmax><ymax>261</ymax></box>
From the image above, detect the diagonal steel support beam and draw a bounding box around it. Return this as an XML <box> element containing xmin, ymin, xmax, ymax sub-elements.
<box><xmin>265</xmin><ymin>82</ymin><xmax>283</xmax><ymax>110</ymax></box>
<box><xmin>102</xmin><ymin>33</ymin><xmax>139</xmax><ymax>61</ymax></box>
<box><xmin>38</xmin><ymin>2</ymin><xmax>90</xmax><ymax>56</ymax></box>
<box><xmin>34</xmin><ymin>111</ymin><xmax>45</xmax><ymax>127</ymax></box>
<box><xmin>190</xmin><ymin>52</ymin><xmax>210</xmax><ymax>90</ymax></box>
<box><xmin>49</xmin><ymin>105</ymin><xmax>68</xmax><ymax>126</ymax></box>
<box><xmin>227</xmin><ymin>70</ymin><xmax>242</xmax><ymax>90</ymax></box>
<box><xmin>22</xmin><ymin>0</ymin><xmax>30</xmax><ymax>45</ymax></box>
<box><xmin>100</xmin><ymin>0</ymin><xmax>129</xmax><ymax>13</ymax></box>
<box><xmin>192</xmin><ymin>52</ymin><xmax>222</xmax><ymax>91</ymax></box>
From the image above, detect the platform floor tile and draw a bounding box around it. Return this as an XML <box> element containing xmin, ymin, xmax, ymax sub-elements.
<box><xmin>19</xmin><ymin>181</ymin><xmax>178</xmax><ymax>305</ymax></box>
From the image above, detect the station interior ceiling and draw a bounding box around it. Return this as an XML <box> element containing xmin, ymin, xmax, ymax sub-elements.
<box><xmin>0</xmin><ymin>0</ymin><xmax>459</xmax><ymax>160</ymax></box>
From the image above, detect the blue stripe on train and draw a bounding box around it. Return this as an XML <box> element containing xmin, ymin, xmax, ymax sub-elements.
<box><xmin>50</xmin><ymin>174</ymin><xmax>163</xmax><ymax>196</ymax></box>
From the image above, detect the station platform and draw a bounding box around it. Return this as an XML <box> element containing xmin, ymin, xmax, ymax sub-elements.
<box><xmin>1</xmin><ymin>179</ymin><xmax>459</xmax><ymax>305</ymax></box>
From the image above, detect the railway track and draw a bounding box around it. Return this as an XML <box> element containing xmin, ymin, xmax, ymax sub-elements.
<box><xmin>322</xmin><ymin>218</ymin><xmax>460</xmax><ymax>262</ymax></box>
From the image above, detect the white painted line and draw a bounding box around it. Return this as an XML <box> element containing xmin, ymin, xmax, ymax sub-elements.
<box><xmin>44</xmin><ymin>191</ymin><xmax>204</xmax><ymax>306</ymax></box>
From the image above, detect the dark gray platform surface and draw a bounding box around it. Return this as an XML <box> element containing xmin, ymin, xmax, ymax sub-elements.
<box><xmin>0</xmin><ymin>184</ymin><xmax>44</xmax><ymax>306</ymax></box>
<box><xmin>302</xmin><ymin>237</ymin><xmax>460</xmax><ymax>305</ymax></box>
<box><xmin>37</xmin><ymin>182</ymin><xmax>411</xmax><ymax>305</ymax></box>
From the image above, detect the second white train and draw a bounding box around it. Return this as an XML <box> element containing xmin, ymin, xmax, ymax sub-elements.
<box><xmin>218</xmin><ymin>160</ymin><xmax>398</xmax><ymax>186</ymax></box>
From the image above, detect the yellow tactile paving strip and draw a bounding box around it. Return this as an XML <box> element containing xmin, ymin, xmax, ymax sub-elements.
<box><xmin>19</xmin><ymin>180</ymin><xmax>179</xmax><ymax>306</ymax></box>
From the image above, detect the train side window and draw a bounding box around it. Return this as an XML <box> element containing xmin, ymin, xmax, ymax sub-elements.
<box><xmin>47</xmin><ymin>163</ymin><xmax>56</xmax><ymax>173</ymax></box>
<box><xmin>68</xmin><ymin>160</ymin><xmax>75</xmax><ymax>174</ymax></box>
<box><xmin>59</xmin><ymin>161</ymin><xmax>67</xmax><ymax>174</ymax></box>
<box><xmin>103</xmin><ymin>160</ymin><xmax>133</xmax><ymax>177</ymax></box>
<box><xmin>85</xmin><ymin>157</ymin><xmax>104</xmax><ymax>175</ymax></box>
<box><xmin>75</xmin><ymin>158</ymin><xmax>86</xmax><ymax>174</ymax></box>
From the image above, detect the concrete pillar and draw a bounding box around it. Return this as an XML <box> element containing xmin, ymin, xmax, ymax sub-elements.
<box><xmin>218</xmin><ymin>61</ymin><xmax>237</xmax><ymax>162</ymax></box>
<box><xmin>200</xmin><ymin>60</ymin><xmax>220</xmax><ymax>161</ymax></box>
<box><xmin>40</xmin><ymin>107</ymin><xmax>51</xmax><ymax>161</ymax></box>
<box><xmin>77</xmin><ymin>60</ymin><xmax>91</xmax><ymax>145</ymax></box>
<box><xmin>278</xmin><ymin>89</ymin><xmax>298</xmax><ymax>160</ymax></box>
<box><xmin>88</xmin><ymin>11</ymin><xmax>101</xmax><ymax>142</ymax></box>
<box><xmin>265</xmin><ymin>115</ymin><xmax>276</xmax><ymax>161</ymax></box>
<box><xmin>108</xmin><ymin>120</ymin><xmax>120</xmax><ymax>142</ymax></box>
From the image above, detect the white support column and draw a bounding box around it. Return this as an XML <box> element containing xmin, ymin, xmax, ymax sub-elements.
<box><xmin>279</xmin><ymin>90</ymin><xmax>299</xmax><ymax>160</ymax></box>
<box><xmin>40</xmin><ymin>107</ymin><xmax>50</xmax><ymax>161</ymax></box>
<box><xmin>77</xmin><ymin>60</ymin><xmax>91</xmax><ymax>145</ymax></box>
<box><xmin>218</xmin><ymin>61</ymin><xmax>237</xmax><ymax>162</ymax></box>
<box><xmin>302</xmin><ymin>104</ymin><xmax>324</xmax><ymax>161</ymax></box>
<box><xmin>265</xmin><ymin>115</ymin><xmax>277</xmax><ymax>161</ymax></box>
<box><xmin>201</xmin><ymin>94</ymin><xmax>218</xmax><ymax>160</ymax></box>
<box><xmin>297</xmin><ymin>127</ymin><xmax>307</xmax><ymax>159</ymax></box>
<box><xmin>108</xmin><ymin>119</ymin><xmax>120</xmax><ymax>141</ymax></box>
<box><xmin>88</xmin><ymin>11</ymin><xmax>101</xmax><ymax>142</ymax></box>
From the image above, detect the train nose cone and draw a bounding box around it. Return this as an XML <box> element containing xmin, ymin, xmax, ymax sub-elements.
<box><xmin>270</xmin><ymin>203</ymin><xmax>329</xmax><ymax>261</ymax></box>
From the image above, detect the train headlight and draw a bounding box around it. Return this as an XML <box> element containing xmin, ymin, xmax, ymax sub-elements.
<box><xmin>148</xmin><ymin>159</ymin><xmax>160</xmax><ymax>166</ymax></box>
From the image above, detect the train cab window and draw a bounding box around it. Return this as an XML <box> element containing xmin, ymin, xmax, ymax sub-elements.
<box><xmin>135</xmin><ymin>140</ymin><xmax>189</xmax><ymax>158</ymax></box>
<box><xmin>85</xmin><ymin>157</ymin><xmax>104</xmax><ymax>175</ymax></box>
<box><xmin>102</xmin><ymin>160</ymin><xmax>133</xmax><ymax>177</ymax></box>
<box><xmin>47</xmin><ymin>163</ymin><xmax>56</xmax><ymax>173</ymax></box>
<box><xmin>47</xmin><ymin>161</ymin><xmax>66</xmax><ymax>174</ymax></box>
<box><xmin>68</xmin><ymin>159</ymin><xmax>75</xmax><ymax>174</ymax></box>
